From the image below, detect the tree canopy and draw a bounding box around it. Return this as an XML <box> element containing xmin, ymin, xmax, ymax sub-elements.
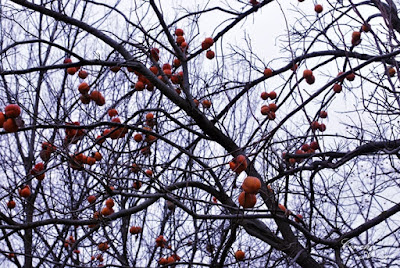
<box><xmin>0</xmin><ymin>0</ymin><xmax>400</xmax><ymax>267</ymax></box>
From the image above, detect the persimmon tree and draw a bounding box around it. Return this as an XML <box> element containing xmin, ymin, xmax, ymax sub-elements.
<box><xmin>1</xmin><ymin>0</ymin><xmax>400</xmax><ymax>267</ymax></box>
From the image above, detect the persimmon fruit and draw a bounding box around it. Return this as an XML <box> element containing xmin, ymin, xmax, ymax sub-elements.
<box><xmin>388</xmin><ymin>67</ymin><xmax>396</xmax><ymax>77</ymax></box>
<box><xmin>3</xmin><ymin>118</ymin><xmax>18</xmax><ymax>132</ymax></box>
<box><xmin>238</xmin><ymin>192</ymin><xmax>257</xmax><ymax>208</ymax></box>
<box><xmin>19</xmin><ymin>186</ymin><xmax>31</xmax><ymax>198</ymax></box>
<box><xmin>263</xmin><ymin>68</ymin><xmax>273</xmax><ymax>77</ymax></box>
<box><xmin>87</xmin><ymin>195</ymin><xmax>96</xmax><ymax>204</ymax></box>
<box><xmin>333</xmin><ymin>83</ymin><xmax>342</xmax><ymax>93</ymax></box>
<box><xmin>314</xmin><ymin>4</ymin><xmax>323</xmax><ymax>13</ymax></box>
<box><xmin>5</xmin><ymin>104</ymin><xmax>21</xmax><ymax>118</ymax></box>
<box><xmin>7</xmin><ymin>200</ymin><xmax>16</xmax><ymax>209</ymax></box>
<box><xmin>261</xmin><ymin>92</ymin><xmax>269</xmax><ymax>100</ymax></box>
<box><xmin>105</xmin><ymin>198</ymin><xmax>114</xmax><ymax>208</ymax></box>
<box><xmin>78</xmin><ymin>82</ymin><xmax>90</xmax><ymax>94</ymax></box>
<box><xmin>110</xmin><ymin>66</ymin><xmax>120</xmax><ymax>73</ymax></box>
<box><xmin>269</xmin><ymin>91</ymin><xmax>277</xmax><ymax>99</ymax></box>
<box><xmin>235</xmin><ymin>250</ymin><xmax>245</xmax><ymax>261</ymax></box>
<box><xmin>175</xmin><ymin>28</ymin><xmax>184</xmax><ymax>36</ymax></box>
<box><xmin>78</xmin><ymin>70</ymin><xmax>88</xmax><ymax>79</ymax></box>
<box><xmin>206</xmin><ymin>50</ymin><xmax>215</xmax><ymax>59</ymax></box>
<box><xmin>202</xmin><ymin>100</ymin><xmax>212</xmax><ymax>108</ymax></box>
<box><xmin>242</xmin><ymin>176</ymin><xmax>261</xmax><ymax>194</ymax></box>
<box><xmin>303</xmin><ymin>69</ymin><xmax>313</xmax><ymax>79</ymax></box>
<box><xmin>0</xmin><ymin>112</ymin><xmax>5</xmax><ymax>127</ymax></box>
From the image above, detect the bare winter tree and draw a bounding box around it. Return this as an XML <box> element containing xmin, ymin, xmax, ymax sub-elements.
<box><xmin>0</xmin><ymin>0</ymin><xmax>399</xmax><ymax>267</ymax></box>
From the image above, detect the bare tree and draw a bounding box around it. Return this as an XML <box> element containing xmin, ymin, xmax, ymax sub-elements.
<box><xmin>0</xmin><ymin>0</ymin><xmax>399</xmax><ymax>267</ymax></box>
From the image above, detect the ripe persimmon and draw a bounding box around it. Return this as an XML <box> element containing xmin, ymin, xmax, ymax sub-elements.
<box><xmin>159</xmin><ymin>258</ymin><xmax>168</xmax><ymax>265</ymax></box>
<box><xmin>19</xmin><ymin>186</ymin><xmax>31</xmax><ymax>198</ymax></box>
<box><xmin>86</xmin><ymin>156</ymin><xmax>96</xmax><ymax>166</ymax></box>
<box><xmin>90</xmin><ymin>91</ymin><xmax>105</xmax><ymax>106</ymax></box>
<box><xmin>133</xmin><ymin>180</ymin><xmax>142</xmax><ymax>190</ymax></box>
<box><xmin>231</xmin><ymin>155</ymin><xmax>248</xmax><ymax>174</ymax></box>
<box><xmin>131</xmin><ymin>163</ymin><xmax>141</xmax><ymax>173</ymax></box>
<box><xmin>145</xmin><ymin>135</ymin><xmax>157</xmax><ymax>143</ymax></box>
<box><xmin>5</xmin><ymin>104</ymin><xmax>21</xmax><ymax>118</ymax></box>
<box><xmin>176</xmin><ymin>36</ymin><xmax>185</xmax><ymax>45</ymax></box>
<box><xmin>171</xmin><ymin>75</ymin><xmax>180</xmax><ymax>84</ymax></box>
<box><xmin>351</xmin><ymin>31</ymin><xmax>361</xmax><ymax>46</ymax></box>
<box><xmin>310</xmin><ymin>141</ymin><xmax>319</xmax><ymax>150</ymax></box>
<box><xmin>173</xmin><ymin>59</ymin><xmax>181</xmax><ymax>67</ymax></box>
<box><xmin>98</xmin><ymin>242</ymin><xmax>109</xmax><ymax>251</ymax></box>
<box><xmin>235</xmin><ymin>250</ymin><xmax>245</xmax><ymax>261</ymax></box>
<box><xmin>145</xmin><ymin>169</ymin><xmax>153</xmax><ymax>177</ymax></box>
<box><xmin>318</xmin><ymin>123</ymin><xmax>326</xmax><ymax>132</ymax></box>
<box><xmin>149</xmin><ymin>66</ymin><xmax>158</xmax><ymax>75</ymax></box>
<box><xmin>78</xmin><ymin>70</ymin><xmax>88</xmax><ymax>79</ymax></box>
<box><xmin>93</xmin><ymin>152</ymin><xmax>102</xmax><ymax>161</ymax></box>
<box><xmin>261</xmin><ymin>92</ymin><xmax>269</xmax><ymax>100</ymax></box>
<box><xmin>206</xmin><ymin>50</ymin><xmax>215</xmax><ymax>59</ymax></box>
<box><xmin>129</xmin><ymin>226</ymin><xmax>143</xmax><ymax>234</ymax></box>
<box><xmin>110</xmin><ymin>66</ymin><xmax>120</xmax><ymax>73</ymax></box>
<box><xmin>314</xmin><ymin>4</ymin><xmax>323</xmax><ymax>13</ymax></box>
<box><xmin>346</xmin><ymin>72</ymin><xmax>355</xmax><ymax>81</ymax></box>
<box><xmin>311</xmin><ymin>121</ymin><xmax>320</xmax><ymax>131</ymax></box>
<box><xmin>135</xmin><ymin>81</ymin><xmax>145</xmax><ymax>91</ymax></box>
<box><xmin>7</xmin><ymin>200</ymin><xmax>16</xmax><ymax>209</ymax></box>
<box><xmin>105</xmin><ymin>198</ymin><xmax>114</xmax><ymax>208</ymax></box>
<box><xmin>156</xmin><ymin>235</ymin><xmax>167</xmax><ymax>247</ymax></box>
<box><xmin>175</xmin><ymin>28</ymin><xmax>184</xmax><ymax>36</ymax></box>
<box><xmin>202</xmin><ymin>100</ymin><xmax>212</xmax><ymax>108</ymax></box>
<box><xmin>180</xmin><ymin>41</ymin><xmax>188</xmax><ymax>49</ymax></box>
<box><xmin>301</xmin><ymin>144</ymin><xmax>310</xmax><ymax>152</ymax></box>
<box><xmin>204</xmin><ymin>37</ymin><xmax>214</xmax><ymax>47</ymax></box>
<box><xmin>303</xmin><ymin>69</ymin><xmax>313</xmax><ymax>79</ymax></box>
<box><xmin>80</xmin><ymin>94</ymin><xmax>91</xmax><ymax>104</ymax></box>
<box><xmin>388</xmin><ymin>67</ymin><xmax>396</xmax><ymax>77</ymax></box>
<box><xmin>261</xmin><ymin>105</ymin><xmax>270</xmax><ymax>115</ymax></box>
<box><xmin>67</xmin><ymin>67</ymin><xmax>77</xmax><ymax>75</ymax></box>
<box><xmin>162</xmin><ymin>64</ymin><xmax>172</xmax><ymax>71</ymax></box>
<box><xmin>362</xmin><ymin>23</ymin><xmax>371</xmax><ymax>32</ymax></box>
<box><xmin>268</xmin><ymin>103</ymin><xmax>277</xmax><ymax>112</ymax></box>
<box><xmin>33</xmin><ymin>162</ymin><xmax>44</xmax><ymax>175</ymax></box>
<box><xmin>167</xmin><ymin>256</ymin><xmax>175</xmax><ymax>264</ymax></box>
<box><xmin>263</xmin><ymin>68</ymin><xmax>273</xmax><ymax>77</ymax></box>
<box><xmin>269</xmin><ymin>91</ymin><xmax>277</xmax><ymax>100</ymax></box>
<box><xmin>101</xmin><ymin>206</ymin><xmax>114</xmax><ymax>216</ymax></box>
<box><xmin>146</xmin><ymin>113</ymin><xmax>154</xmax><ymax>121</ymax></box>
<box><xmin>3</xmin><ymin>118</ymin><xmax>18</xmax><ymax>132</ymax></box>
<box><xmin>0</xmin><ymin>112</ymin><xmax>5</xmax><ymax>127</ymax></box>
<box><xmin>78</xmin><ymin>82</ymin><xmax>90</xmax><ymax>94</ymax></box>
<box><xmin>150</xmin><ymin>47</ymin><xmax>160</xmax><ymax>60</ymax></box>
<box><xmin>333</xmin><ymin>83</ymin><xmax>342</xmax><ymax>93</ymax></box>
<box><xmin>141</xmin><ymin>146</ymin><xmax>151</xmax><ymax>155</ymax></box>
<box><xmin>87</xmin><ymin>195</ymin><xmax>96</xmax><ymax>204</ymax></box>
<box><xmin>90</xmin><ymin>90</ymin><xmax>103</xmax><ymax>103</ymax></box>
<box><xmin>238</xmin><ymin>192</ymin><xmax>256</xmax><ymax>208</ymax></box>
<box><xmin>242</xmin><ymin>176</ymin><xmax>261</xmax><ymax>194</ymax></box>
<box><xmin>306</xmin><ymin>75</ymin><xmax>315</xmax><ymax>85</ymax></box>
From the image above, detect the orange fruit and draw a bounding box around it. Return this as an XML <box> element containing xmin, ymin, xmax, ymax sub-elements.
<box><xmin>242</xmin><ymin>176</ymin><xmax>261</xmax><ymax>194</ymax></box>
